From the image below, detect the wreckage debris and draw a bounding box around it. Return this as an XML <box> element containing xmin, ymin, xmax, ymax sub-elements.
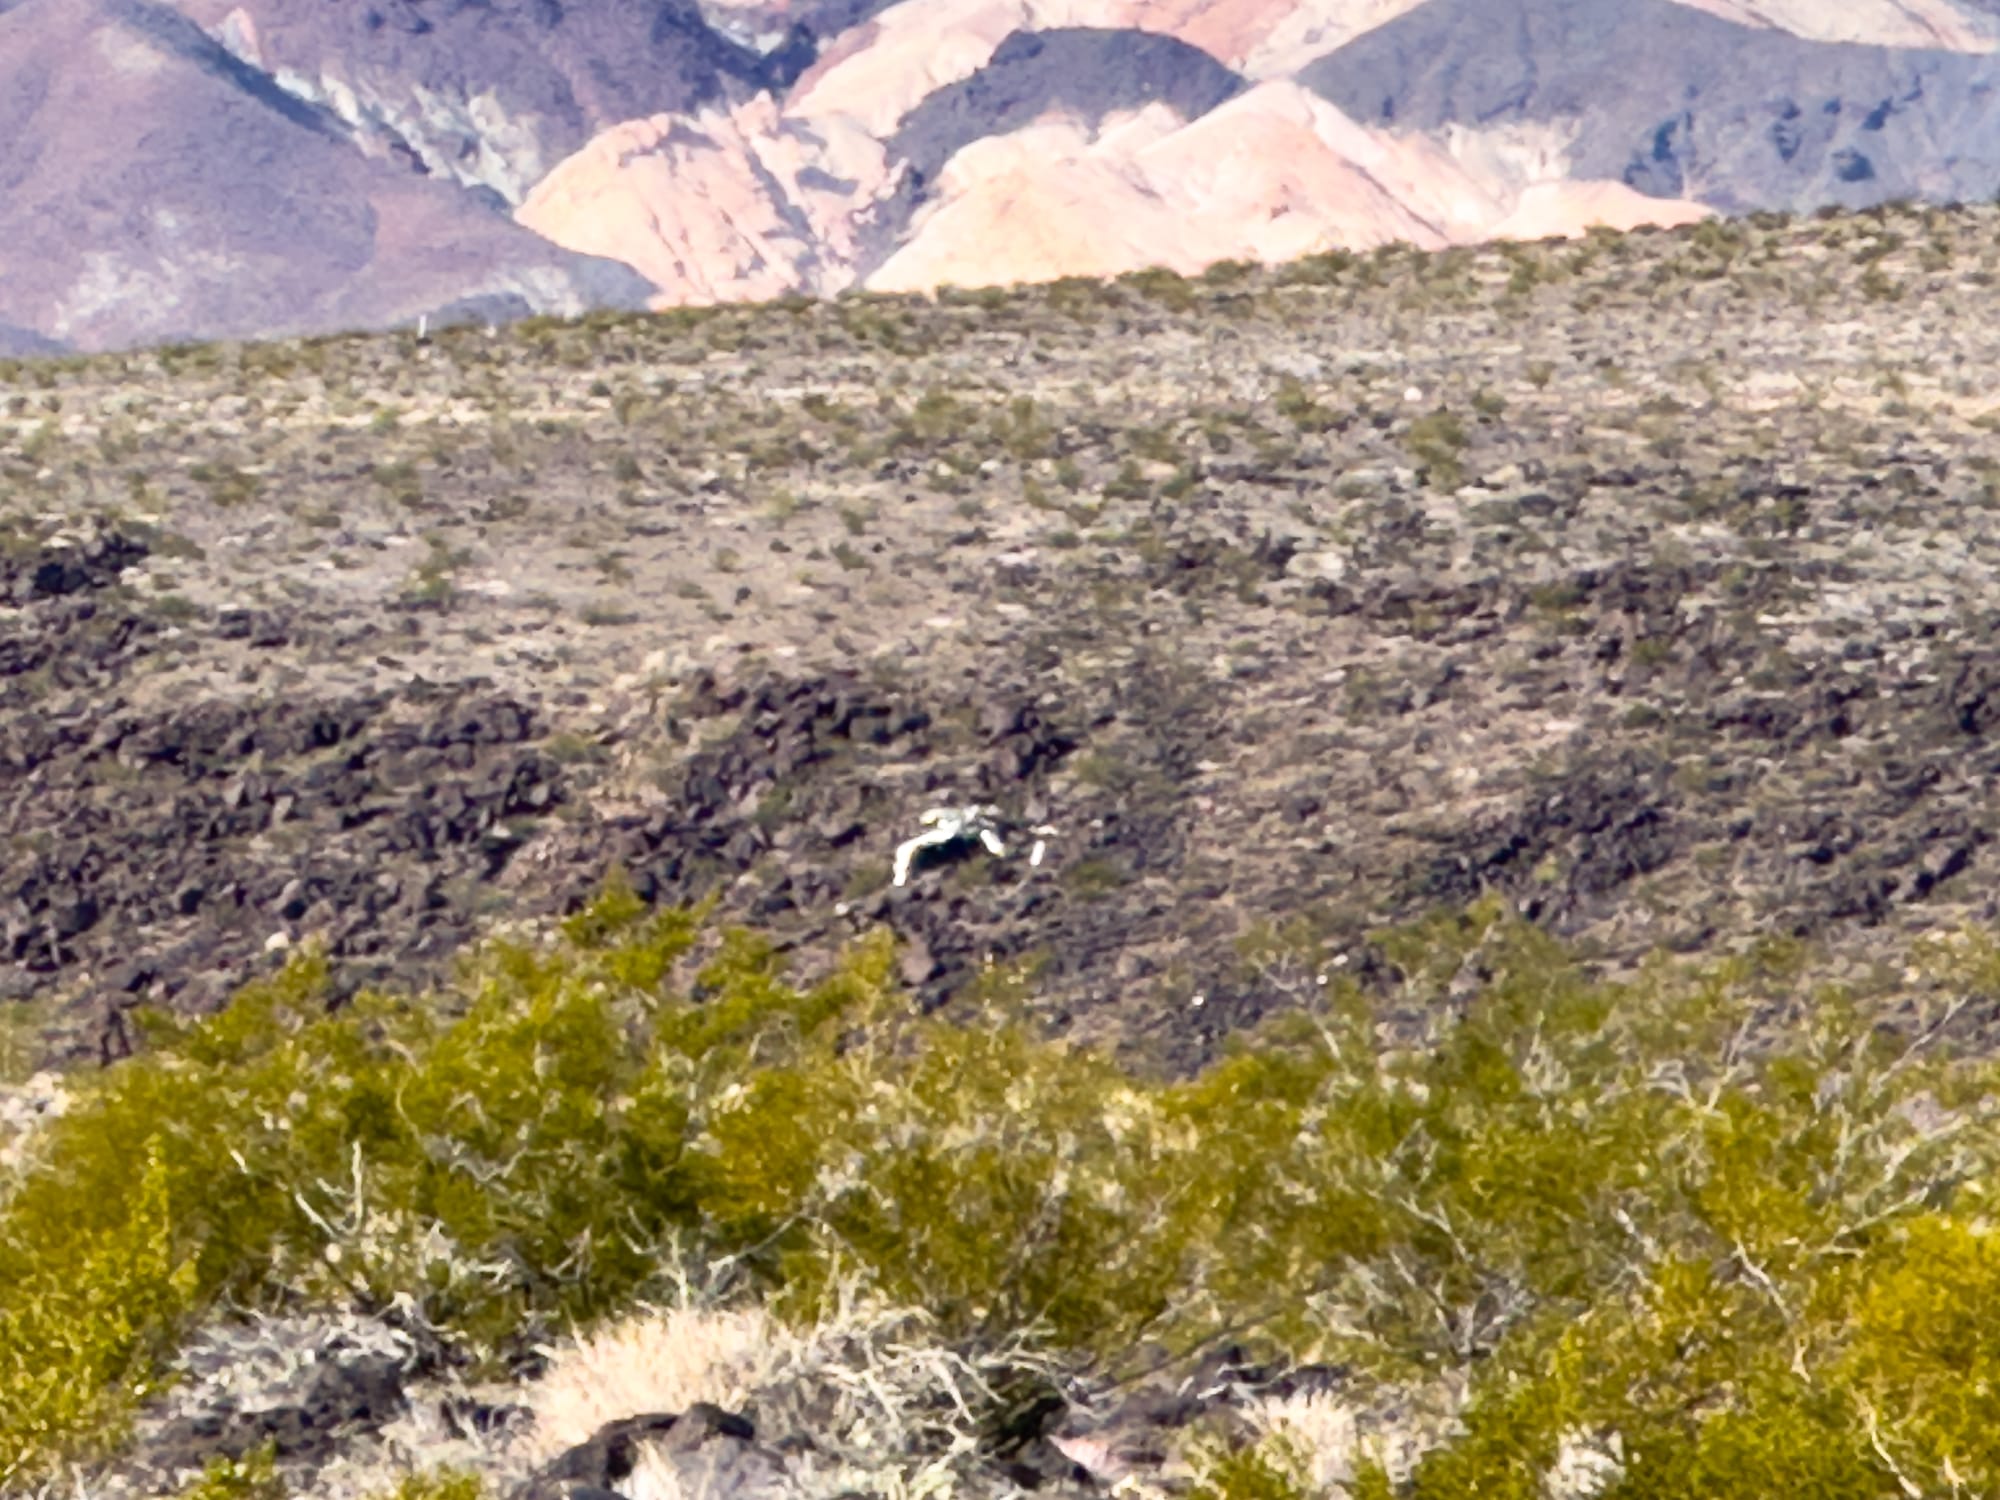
<box><xmin>891</xmin><ymin>806</ymin><xmax>1057</xmax><ymax>886</ymax></box>
<box><xmin>892</xmin><ymin>805</ymin><xmax>1002</xmax><ymax>887</ymax></box>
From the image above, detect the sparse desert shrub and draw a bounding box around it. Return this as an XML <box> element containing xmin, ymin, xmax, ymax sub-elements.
<box><xmin>189</xmin><ymin>460</ymin><xmax>261</xmax><ymax>508</ymax></box>
<box><xmin>368</xmin><ymin>1472</ymin><xmax>485</xmax><ymax>1500</ymax></box>
<box><xmin>1119</xmin><ymin>266</ymin><xmax>1198</xmax><ymax>313</ymax></box>
<box><xmin>1190</xmin><ymin>1439</ymin><xmax>1315</xmax><ymax>1500</ymax></box>
<box><xmin>1861</xmin><ymin>264</ymin><xmax>1903</xmax><ymax>302</ymax></box>
<box><xmin>1403</xmin><ymin>409</ymin><xmax>1469</xmax><ymax>489</ymax></box>
<box><xmin>1278</xmin><ymin>248</ymin><xmax>1356</xmax><ymax>287</ymax></box>
<box><xmin>175</xmin><ymin>1443</ymin><xmax>284</xmax><ymax>1500</ymax></box>
<box><xmin>1276</xmin><ymin>378</ymin><xmax>1342</xmax><ymax>435</ymax></box>
<box><xmin>990</xmin><ymin>395</ymin><xmax>1055</xmax><ymax>464</ymax></box>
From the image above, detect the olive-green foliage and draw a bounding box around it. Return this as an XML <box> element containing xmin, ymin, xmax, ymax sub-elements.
<box><xmin>0</xmin><ymin>1126</ymin><xmax>202</xmax><ymax>1481</ymax></box>
<box><xmin>369</xmin><ymin>1471</ymin><xmax>485</xmax><ymax>1500</ymax></box>
<box><xmin>1189</xmin><ymin>1440</ymin><xmax>1312</xmax><ymax>1500</ymax></box>
<box><xmin>1275</xmin><ymin>378</ymin><xmax>1341</xmax><ymax>435</ymax></box>
<box><xmin>0</xmin><ymin>893</ymin><xmax>709</xmax><ymax>1481</ymax></box>
<box><xmin>10</xmin><ymin>894</ymin><xmax>2000</xmax><ymax>1496</ymax></box>
<box><xmin>175</xmin><ymin>1444</ymin><xmax>283</xmax><ymax>1500</ymax></box>
<box><xmin>1403</xmin><ymin>408</ymin><xmax>1469</xmax><ymax>489</ymax></box>
<box><xmin>1190</xmin><ymin>1430</ymin><xmax>1397</xmax><ymax>1500</ymax></box>
<box><xmin>1119</xmin><ymin>266</ymin><xmax>1198</xmax><ymax>314</ymax></box>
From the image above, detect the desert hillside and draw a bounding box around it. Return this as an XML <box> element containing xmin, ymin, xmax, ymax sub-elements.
<box><xmin>10</xmin><ymin>206</ymin><xmax>2000</xmax><ymax>1498</ymax></box>
<box><xmin>10</xmin><ymin>199</ymin><xmax>2000</xmax><ymax>1053</ymax></box>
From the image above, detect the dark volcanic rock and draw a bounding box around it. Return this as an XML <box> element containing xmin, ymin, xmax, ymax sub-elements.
<box><xmin>568</xmin><ymin>668</ymin><xmax>1091</xmax><ymax>1010</ymax></box>
<box><xmin>149</xmin><ymin>1355</ymin><xmax>409</xmax><ymax>1469</ymax></box>
<box><xmin>0</xmin><ymin>525</ymin><xmax>149</xmax><ymax>604</ymax></box>
<box><xmin>0</xmin><ymin>321</ymin><xmax>67</xmax><ymax>357</ymax></box>
<box><xmin>891</xmin><ymin>27</ymin><xmax>1246</xmax><ymax>188</ymax></box>
<box><xmin>17</xmin><ymin>205</ymin><xmax>2000</xmax><ymax>1080</ymax></box>
<box><xmin>518</xmin><ymin>1405</ymin><xmax>782</xmax><ymax>1500</ymax></box>
<box><xmin>1301</xmin><ymin>0</ymin><xmax>2000</xmax><ymax>212</ymax></box>
<box><xmin>0</xmin><ymin>633</ymin><xmax>568</xmax><ymax>1051</ymax></box>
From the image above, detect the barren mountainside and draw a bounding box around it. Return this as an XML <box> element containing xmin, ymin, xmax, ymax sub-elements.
<box><xmin>0</xmin><ymin>0</ymin><xmax>657</xmax><ymax>351</ymax></box>
<box><xmin>1301</xmin><ymin>0</ymin><xmax>2000</xmax><ymax>209</ymax></box>
<box><xmin>10</xmin><ymin>0</ymin><xmax>2000</xmax><ymax>348</ymax></box>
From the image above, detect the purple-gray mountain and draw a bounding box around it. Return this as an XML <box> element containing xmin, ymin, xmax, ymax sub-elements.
<box><xmin>6</xmin><ymin>0</ymin><xmax>2000</xmax><ymax>352</ymax></box>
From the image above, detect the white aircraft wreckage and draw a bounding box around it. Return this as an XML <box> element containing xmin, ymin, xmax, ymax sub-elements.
<box><xmin>891</xmin><ymin>805</ymin><xmax>1058</xmax><ymax>887</ymax></box>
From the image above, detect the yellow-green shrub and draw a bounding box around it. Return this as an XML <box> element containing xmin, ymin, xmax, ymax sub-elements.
<box><xmin>368</xmin><ymin>1472</ymin><xmax>484</xmax><ymax>1500</ymax></box>
<box><xmin>6</xmin><ymin>892</ymin><xmax>2000</xmax><ymax>1496</ymax></box>
<box><xmin>174</xmin><ymin>1444</ymin><xmax>283</xmax><ymax>1500</ymax></box>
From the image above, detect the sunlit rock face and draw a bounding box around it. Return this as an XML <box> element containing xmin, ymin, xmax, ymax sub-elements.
<box><xmin>517</xmin><ymin>0</ymin><xmax>1998</xmax><ymax>311</ymax></box>
<box><xmin>516</xmin><ymin>98</ymin><xmax>901</xmax><ymax>305</ymax></box>
<box><xmin>519</xmin><ymin>65</ymin><xmax>1708</xmax><ymax>309</ymax></box>
<box><xmin>867</xmin><ymin>85</ymin><xmax>1709</xmax><ymax>294</ymax></box>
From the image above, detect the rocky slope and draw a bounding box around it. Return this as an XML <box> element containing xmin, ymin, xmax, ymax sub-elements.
<box><xmin>1301</xmin><ymin>0</ymin><xmax>2000</xmax><ymax>211</ymax></box>
<box><xmin>10</xmin><ymin>0</ymin><xmax>2000</xmax><ymax>347</ymax></box>
<box><xmin>9</xmin><ymin>202</ymin><xmax>2000</xmax><ymax>1074</ymax></box>
<box><xmin>0</xmin><ymin>0</ymin><xmax>654</xmax><ymax>352</ymax></box>
<box><xmin>172</xmin><ymin>0</ymin><xmax>802</xmax><ymax>202</ymax></box>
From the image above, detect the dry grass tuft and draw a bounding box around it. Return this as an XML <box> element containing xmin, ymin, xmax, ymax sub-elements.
<box><xmin>527</xmin><ymin>1303</ymin><xmax>786</xmax><ymax>1459</ymax></box>
<box><xmin>1240</xmin><ymin>1376</ymin><xmax>1469</xmax><ymax>1498</ymax></box>
<box><xmin>1246</xmin><ymin>1390</ymin><xmax>1363</xmax><ymax>1494</ymax></box>
<box><xmin>521</xmin><ymin>1288</ymin><xmax>1067</xmax><ymax>1498</ymax></box>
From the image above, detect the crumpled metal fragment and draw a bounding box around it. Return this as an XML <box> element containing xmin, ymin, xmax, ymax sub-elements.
<box><xmin>892</xmin><ymin>805</ymin><xmax>1005</xmax><ymax>886</ymax></box>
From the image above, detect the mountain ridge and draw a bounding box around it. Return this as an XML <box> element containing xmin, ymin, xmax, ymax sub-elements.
<box><xmin>1300</xmin><ymin>0</ymin><xmax>2000</xmax><ymax>210</ymax></box>
<box><xmin>8</xmin><ymin>0</ymin><xmax>2000</xmax><ymax>347</ymax></box>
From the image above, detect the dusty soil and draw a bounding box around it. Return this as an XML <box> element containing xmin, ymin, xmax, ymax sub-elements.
<box><xmin>7</xmin><ymin>202</ymin><xmax>2000</xmax><ymax>1068</ymax></box>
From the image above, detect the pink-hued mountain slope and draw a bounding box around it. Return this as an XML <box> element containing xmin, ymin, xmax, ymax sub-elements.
<box><xmin>516</xmin><ymin>98</ymin><xmax>897</xmax><ymax>305</ymax></box>
<box><xmin>509</xmin><ymin>0</ymin><xmax>1987</xmax><ymax>315</ymax></box>
<box><xmin>868</xmin><ymin>85</ymin><xmax>1709</xmax><ymax>292</ymax></box>
<box><xmin>516</xmin><ymin>71</ymin><xmax>1707</xmax><ymax>309</ymax></box>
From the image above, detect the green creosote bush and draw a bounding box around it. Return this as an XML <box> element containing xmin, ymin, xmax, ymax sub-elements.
<box><xmin>1403</xmin><ymin>409</ymin><xmax>1469</xmax><ymax>490</ymax></box>
<box><xmin>1190</xmin><ymin>1434</ymin><xmax>1398</xmax><ymax>1500</ymax></box>
<box><xmin>369</xmin><ymin>1472</ymin><xmax>486</xmax><ymax>1500</ymax></box>
<box><xmin>8</xmin><ymin>892</ymin><xmax>2000</xmax><ymax>1495</ymax></box>
<box><xmin>1276</xmin><ymin>378</ymin><xmax>1342</xmax><ymax>435</ymax></box>
<box><xmin>1190</xmin><ymin>1439</ymin><xmax>1317</xmax><ymax>1500</ymax></box>
<box><xmin>1118</xmin><ymin>266</ymin><xmax>1198</xmax><ymax>314</ymax></box>
<box><xmin>175</xmin><ymin>1443</ymin><xmax>284</xmax><ymax>1500</ymax></box>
